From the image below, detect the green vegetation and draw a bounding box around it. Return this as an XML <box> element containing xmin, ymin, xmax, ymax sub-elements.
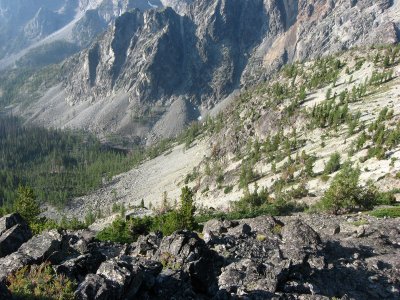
<box><xmin>350</xmin><ymin>218</ymin><xmax>369</xmax><ymax>227</ymax></box>
<box><xmin>0</xmin><ymin>115</ymin><xmax>184</xmax><ymax>212</ymax></box>
<box><xmin>7</xmin><ymin>263</ymin><xmax>76</xmax><ymax>300</ymax></box>
<box><xmin>369</xmin><ymin>206</ymin><xmax>400</xmax><ymax>218</ymax></box>
<box><xmin>318</xmin><ymin>163</ymin><xmax>378</xmax><ymax>214</ymax></box>
<box><xmin>0</xmin><ymin>65</ymin><xmax>62</xmax><ymax>107</ymax></box>
<box><xmin>0</xmin><ymin>116</ymin><xmax>131</xmax><ymax>209</ymax></box>
<box><xmin>14</xmin><ymin>186</ymin><xmax>41</xmax><ymax>223</ymax></box>
<box><xmin>324</xmin><ymin>152</ymin><xmax>341</xmax><ymax>175</ymax></box>
<box><xmin>97</xmin><ymin>186</ymin><xmax>198</xmax><ymax>243</ymax></box>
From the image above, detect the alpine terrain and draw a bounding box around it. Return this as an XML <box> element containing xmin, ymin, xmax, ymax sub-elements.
<box><xmin>0</xmin><ymin>0</ymin><xmax>399</xmax><ymax>299</ymax></box>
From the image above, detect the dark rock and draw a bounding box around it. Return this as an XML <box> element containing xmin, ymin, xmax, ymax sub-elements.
<box><xmin>0</xmin><ymin>230</ymin><xmax>62</xmax><ymax>281</ymax></box>
<box><xmin>130</xmin><ymin>232</ymin><xmax>162</xmax><ymax>257</ymax></box>
<box><xmin>0</xmin><ymin>213</ymin><xmax>27</xmax><ymax>236</ymax></box>
<box><xmin>0</xmin><ymin>224</ymin><xmax>32</xmax><ymax>257</ymax></box>
<box><xmin>55</xmin><ymin>249</ymin><xmax>107</xmax><ymax>282</ymax></box>
<box><xmin>0</xmin><ymin>281</ymin><xmax>12</xmax><ymax>300</ymax></box>
<box><xmin>333</xmin><ymin>225</ymin><xmax>341</xmax><ymax>235</ymax></box>
<box><xmin>155</xmin><ymin>230</ymin><xmax>221</xmax><ymax>295</ymax></box>
<box><xmin>97</xmin><ymin>258</ymin><xmax>143</xmax><ymax>298</ymax></box>
<box><xmin>281</xmin><ymin>219</ymin><xmax>322</xmax><ymax>263</ymax></box>
<box><xmin>226</xmin><ymin>223</ymin><xmax>252</xmax><ymax>237</ymax></box>
<box><xmin>218</xmin><ymin>258</ymin><xmax>291</xmax><ymax>293</ymax></box>
<box><xmin>152</xmin><ymin>269</ymin><xmax>195</xmax><ymax>299</ymax></box>
<box><xmin>203</xmin><ymin>219</ymin><xmax>230</xmax><ymax>236</ymax></box>
<box><xmin>75</xmin><ymin>273</ymin><xmax>120</xmax><ymax>300</ymax></box>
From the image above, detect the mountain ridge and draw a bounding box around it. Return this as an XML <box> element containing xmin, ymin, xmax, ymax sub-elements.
<box><xmin>3</xmin><ymin>0</ymin><xmax>398</xmax><ymax>145</ymax></box>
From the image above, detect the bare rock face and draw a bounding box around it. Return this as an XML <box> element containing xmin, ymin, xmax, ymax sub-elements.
<box><xmin>0</xmin><ymin>0</ymin><xmax>193</xmax><ymax>68</ymax></box>
<box><xmin>26</xmin><ymin>0</ymin><xmax>395</xmax><ymax>144</ymax></box>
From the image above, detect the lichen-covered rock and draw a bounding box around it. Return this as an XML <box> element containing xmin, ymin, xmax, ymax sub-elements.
<box><xmin>1</xmin><ymin>214</ymin><xmax>399</xmax><ymax>299</ymax></box>
<box><xmin>154</xmin><ymin>230</ymin><xmax>221</xmax><ymax>295</ymax></box>
<box><xmin>97</xmin><ymin>258</ymin><xmax>143</xmax><ymax>298</ymax></box>
<box><xmin>75</xmin><ymin>273</ymin><xmax>120</xmax><ymax>300</ymax></box>
<box><xmin>218</xmin><ymin>258</ymin><xmax>291</xmax><ymax>294</ymax></box>
<box><xmin>130</xmin><ymin>232</ymin><xmax>162</xmax><ymax>257</ymax></box>
<box><xmin>0</xmin><ymin>224</ymin><xmax>32</xmax><ymax>257</ymax></box>
<box><xmin>0</xmin><ymin>213</ymin><xmax>27</xmax><ymax>236</ymax></box>
<box><xmin>0</xmin><ymin>230</ymin><xmax>62</xmax><ymax>281</ymax></box>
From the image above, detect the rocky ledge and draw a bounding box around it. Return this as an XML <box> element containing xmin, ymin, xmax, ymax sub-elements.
<box><xmin>0</xmin><ymin>213</ymin><xmax>399</xmax><ymax>299</ymax></box>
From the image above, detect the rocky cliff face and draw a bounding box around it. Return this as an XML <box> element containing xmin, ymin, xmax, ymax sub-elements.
<box><xmin>37</xmin><ymin>0</ymin><xmax>396</xmax><ymax>143</ymax></box>
<box><xmin>0</xmin><ymin>0</ymin><xmax>191</xmax><ymax>68</ymax></box>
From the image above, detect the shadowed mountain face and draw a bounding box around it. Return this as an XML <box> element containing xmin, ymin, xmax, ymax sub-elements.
<box><xmin>3</xmin><ymin>0</ymin><xmax>400</xmax><ymax>144</ymax></box>
<box><xmin>0</xmin><ymin>0</ymin><xmax>192</xmax><ymax>68</ymax></box>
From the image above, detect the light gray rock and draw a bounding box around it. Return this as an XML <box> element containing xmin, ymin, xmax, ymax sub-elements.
<box><xmin>0</xmin><ymin>230</ymin><xmax>62</xmax><ymax>281</ymax></box>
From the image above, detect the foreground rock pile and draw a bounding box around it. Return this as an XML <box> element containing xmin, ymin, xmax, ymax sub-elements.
<box><xmin>0</xmin><ymin>213</ymin><xmax>398</xmax><ymax>299</ymax></box>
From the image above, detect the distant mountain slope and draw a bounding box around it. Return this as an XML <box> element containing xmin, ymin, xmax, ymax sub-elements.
<box><xmin>1</xmin><ymin>0</ymin><xmax>399</xmax><ymax>145</ymax></box>
<box><xmin>0</xmin><ymin>0</ymin><xmax>191</xmax><ymax>69</ymax></box>
<box><xmin>46</xmin><ymin>45</ymin><xmax>400</xmax><ymax>222</ymax></box>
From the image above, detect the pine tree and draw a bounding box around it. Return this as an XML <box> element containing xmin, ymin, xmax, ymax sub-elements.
<box><xmin>14</xmin><ymin>186</ymin><xmax>41</xmax><ymax>223</ymax></box>
<box><xmin>179</xmin><ymin>186</ymin><xmax>195</xmax><ymax>230</ymax></box>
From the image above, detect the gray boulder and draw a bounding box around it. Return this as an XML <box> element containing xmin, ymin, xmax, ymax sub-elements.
<box><xmin>97</xmin><ymin>258</ymin><xmax>143</xmax><ymax>298</ymax></box>
<box><xmin>281</xmin><ymin>219</ymin><xmax>322</xmax><ymax>263</ymax></box>
<box><xmin>0</xmin><ymin>213</ymin><xmax>27</xmax><ymax>236</ymax></box>
<box><xmin>130</xmin><ymin>232</ymin><xmax>162</xmax><ymax>257</ymax></box>
<box><xmin>0</xmin><ymin>230</ymin><xmax>62</xmax><ymax>281</ymax></box>
<box><xmin>75</xmin><ymin>273</ymin><xmax>120</xmax><ymax>300</ymax></box>
<box><xmin>155</xmin><ymin>230</ymin><xmax>221</xmax><ymax>295</ymax></box>
<box><xmin>0</xmin><ymin>224</ymin><xmax>32</xmax><ymax>258</ymax></box>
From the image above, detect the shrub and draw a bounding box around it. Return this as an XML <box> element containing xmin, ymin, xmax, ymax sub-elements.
<box><xmin>318</xmin><ymin>164</ymin><xmax>377</xmax><ymax>214</ymax></box>
<box><xmin>96</xmin><ymin>217</ymin><xmax>133</xmax><ymax>244</ymax></box>
<box><xmin>289</xmin><ymin>183</ymin><xmax>309</xmax><ymax>199</ymax></box>
<box><xmin>7</xmin><ymin>263</ymin><xmax>76</xmax><ymax>300</ymax></box>
<box><xmin>224</xmin><ymin>185</ymin><xmax>234</xmax><ymax>194</ymax></box>
<box><xmin>375</xmin><ymin>191</ymin><xmax>396</xmax><ymax>205</ymax></box>
<box><xmin>97</xmin><ymin>187</ymin><xmax>198</xmax><ymax>243</ymax></box>
<box><xmin>178</xmin><ymin>186</ymin><xmax>196</xmax><ymax>230</ymax></box>
<box><xmin>239</xmin><ymin>161</ymin><xmax>257</xmax><ymax>189</ymax></box>
<box><xmin>324</xmin><ymin>152</ymin><xmax>341</xmax><ymax>175</ymax></box>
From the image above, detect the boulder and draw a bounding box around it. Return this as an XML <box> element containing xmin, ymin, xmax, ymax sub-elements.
<box><xmin>55</xmin><ymin>252</ymin><xmax>106</xmax><ymax>282</ymax></box>
<box><xmin>154</xmin><ymin>231</ymin><xmax>221</xmax><ymax>295</ymax></box>
<box><xmin>151</xmin><ymin>269</ymin><xmax>196</xmax><ymax>299</ymax></box>
<box><xmin>0</xmin><ymin>230</ymin><xmax>62</xmax><ymax>281</ymax></box>
<box><xmin>0</xmin><ymin>223</ymin><xmax>32</xmax><ymax>257</ymax></box>
<box><xmin>202</xmin><ymin>219</ymin><xmax>231</xmax><ymax>236</ymax></box>
<box><xmin>281</xmin><ymin>219</ymin><xmax>322</xmax><ymax>263</ymax></box>
<box><xmin>97</xmin><ymin>258</ymin><xmax>143</xmax><ymax>298</ymax></box>
<box><xmin>130</xmin><ymin>232</ymin><xmax>162</xmax><ymax>257</ymax></box>
<box><xmin>218</xmin><ymin>258</ymin><xmax>291</xmax><ymax>294</ymax></box>
<box><xmin>75</xmin><ymin>274</ymin><xmax>120</xmax><ymax>300</ymax></box>
<box><xmin>0</xmin><ymin>213</ymin><xmax>27</xmax><ymax>236</ymax></box>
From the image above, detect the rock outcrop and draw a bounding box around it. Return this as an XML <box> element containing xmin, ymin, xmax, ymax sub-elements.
<box><xmin>0</xmin><ymin>213</ymin><xmax>398</xmax><ymax>299</ymax></box>
<box><xmin>0</xmin><ymin>213</ymin><xmax>32</xmax><ymax>258</ymax></box>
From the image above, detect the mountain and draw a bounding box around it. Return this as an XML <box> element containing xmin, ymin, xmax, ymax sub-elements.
<box><xmin>45</xmin><ymin>44</ymin><xmax>400</xmax><ymax>221</ymax></box>
<box><xmin>0</xmin><ymin>0</ymin><xmax>193</xmax><ymax>69</ymax></box>
<box><xmin>4</xmin><ymin>0</ymin><xmax>398</xmax><ymax>145</ymax></box>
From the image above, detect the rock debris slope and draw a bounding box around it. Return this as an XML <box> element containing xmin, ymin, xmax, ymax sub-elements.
<box><xmin>0</xmin><ymin>213</ymin><xmax>398</xmax><ymax>299</ymax></box>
